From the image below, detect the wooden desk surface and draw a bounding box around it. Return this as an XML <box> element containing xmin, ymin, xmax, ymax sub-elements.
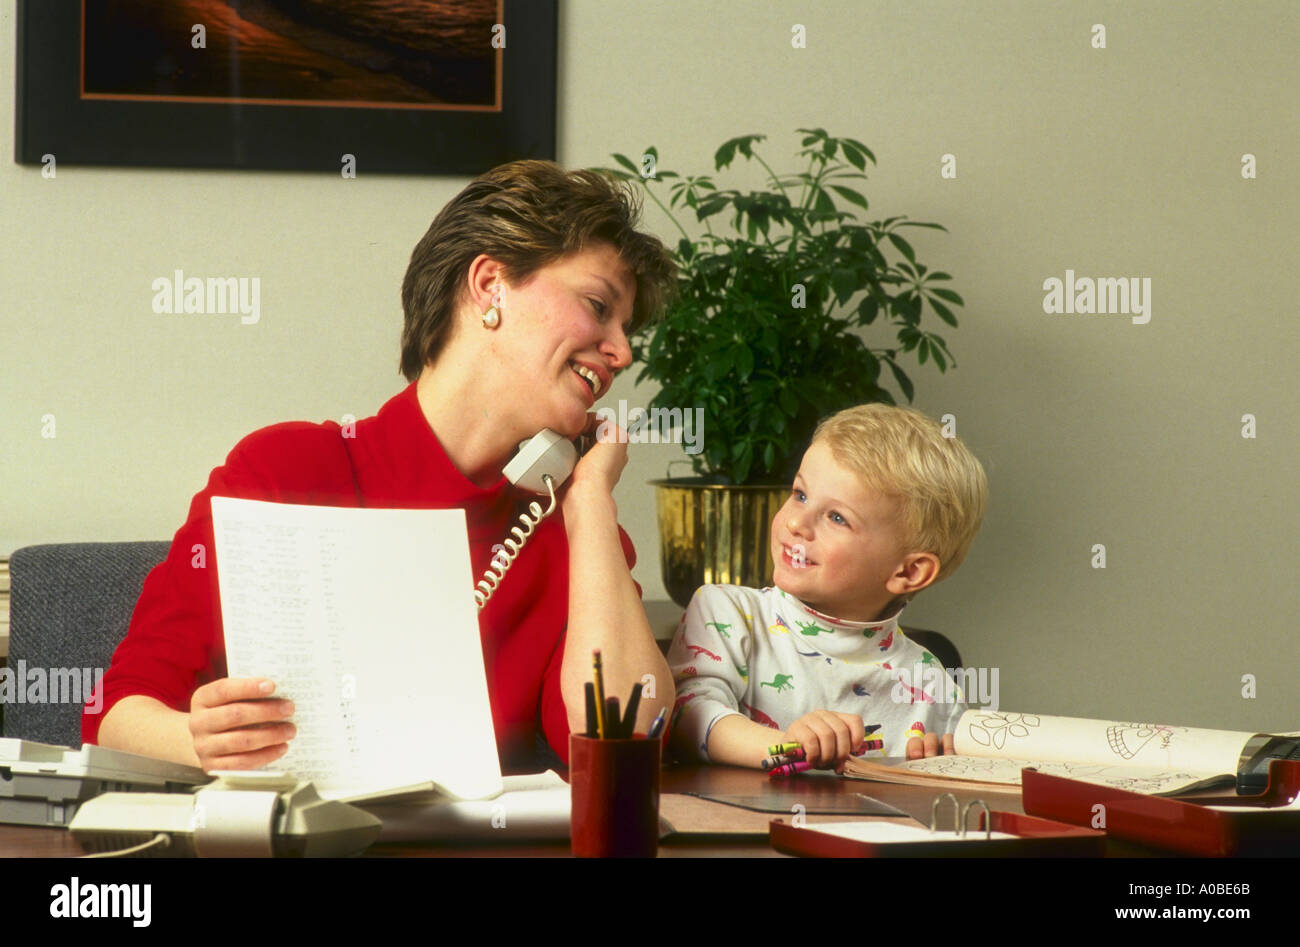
<box><xmin>0</xmin><ymin>764</ymin><xmax>1039</xmax><ymax>859</ymax></box>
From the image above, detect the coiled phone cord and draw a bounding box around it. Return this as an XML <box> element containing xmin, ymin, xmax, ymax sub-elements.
<box><xmin>473</xmin><ymin>473</ymin><xmax>558</xmax><ymax>610</ymax></box>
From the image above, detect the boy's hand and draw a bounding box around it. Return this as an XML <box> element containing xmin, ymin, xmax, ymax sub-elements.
<box><xmin>906</xmin><ymin>732</ymin><xmax>956</xmax><ymax>759</ymax></box>
<box><xmin>784</xmin><ymin>710</ymin><xmax>866</xmax><ymax>768</ymax></box>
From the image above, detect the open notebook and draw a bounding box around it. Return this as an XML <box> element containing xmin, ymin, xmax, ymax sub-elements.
<box><xmin>842</xmin><ymin>710</ymin><xmax>1299</xmax><ymax>796</ymax></box>
<box><xmin>211</xmin><ymin>497</ymin><xmax>507</xmax><ymax>805</ymax></box>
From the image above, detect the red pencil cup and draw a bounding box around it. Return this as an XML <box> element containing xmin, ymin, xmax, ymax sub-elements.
<box><xmin>569</xmin><ymin>734</ymin><xmax>661</xmax><ymax>858</ymax></box>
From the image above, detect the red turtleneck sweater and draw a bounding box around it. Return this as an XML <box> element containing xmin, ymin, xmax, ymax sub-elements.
<box><xmin>83</xmin><ymin>383</ymin><xmax>637</xmax><ymax>769</ymax></box>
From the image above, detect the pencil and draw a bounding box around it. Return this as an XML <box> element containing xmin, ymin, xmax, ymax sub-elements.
<box><xmin>593</xmin><ymin>650</ymin><xmax>607</xmax><ymax>738</ymax></box>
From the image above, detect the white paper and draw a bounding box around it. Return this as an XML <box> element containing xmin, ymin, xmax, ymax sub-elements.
<box><xmin>211</xmin><ymin>497</ymin><xmax>503</xmax><ymax>801</ymax></box>
<box><xmin>952</xmin><ymin>711</ymin><xmax>1254</xmax><ymax>773</ymax></box>
<box><xmin>359</xmin><ymin>772</ymin><xmax>571</xmax><ymax>842</ymax></box>
<box><xmin>809</xmin><ymin>821</ymin><xmax>1018</xmax><ymax>843</ymax></box>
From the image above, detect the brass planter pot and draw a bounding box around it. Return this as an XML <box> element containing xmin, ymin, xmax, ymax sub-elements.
<box><xmin>651</xmin><ymin>479</ymin><xmax>790</xmax><ymax>609</ymax></box>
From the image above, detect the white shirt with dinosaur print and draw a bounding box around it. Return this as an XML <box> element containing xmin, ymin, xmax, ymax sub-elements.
<box><xmin>667</xmin><ymin>584</ymin><xmax>967</xmax><ymax>762</ymax></box>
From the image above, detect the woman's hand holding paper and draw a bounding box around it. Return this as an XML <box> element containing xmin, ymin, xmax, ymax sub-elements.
<box><xmin>188</xmin><ymin>677</ymin><xmax>296</xmax><ymax>772</ymax></box>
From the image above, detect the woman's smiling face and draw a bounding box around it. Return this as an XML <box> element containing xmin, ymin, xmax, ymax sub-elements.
<box><xmin>490</xmin><ymin>241</ymin><xmax>636</xmax><ymax>439</ymax></box>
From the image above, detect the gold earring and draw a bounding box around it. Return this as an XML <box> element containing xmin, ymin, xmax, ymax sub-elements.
<box><xmin>482</xmin><ymin>305</ymin><xmax>500</xmax><ymax>329</ymax></box>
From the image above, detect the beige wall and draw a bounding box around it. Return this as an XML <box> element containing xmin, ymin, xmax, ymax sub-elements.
<box><xmin>3</xmin><ymin>1</ymin><xmax>1296</xmax><ymax>732</ymax></box>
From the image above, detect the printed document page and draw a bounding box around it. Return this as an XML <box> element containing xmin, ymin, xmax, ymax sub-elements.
<box><xmin>211</xmin><ymin>497</ymin><xmax>502</xmax><ymax>801</ymax></box>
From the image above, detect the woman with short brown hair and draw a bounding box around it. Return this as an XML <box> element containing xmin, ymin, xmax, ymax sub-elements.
<box><xmin>89</xmin><ymin>160</ymin><xmax>679</xmax><ymax>772</ymax></box>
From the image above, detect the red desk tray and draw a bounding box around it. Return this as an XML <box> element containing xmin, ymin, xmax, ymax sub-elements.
<box><xmin>1022</xmin><ymin>759</ymin><xmax>1300</xmax><ymax>857</ymax></box>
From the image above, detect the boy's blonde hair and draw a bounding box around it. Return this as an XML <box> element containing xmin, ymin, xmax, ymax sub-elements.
<box><xmin>812</xmin><ymin>404</ymin><xmax>988</xmax><ymax>585</ymax></box>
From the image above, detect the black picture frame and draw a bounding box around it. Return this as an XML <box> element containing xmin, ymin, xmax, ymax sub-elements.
<box><xmin>14</xmin><ymin>0</ymin><xmax>556</xmax><ymax>175</ymax></box>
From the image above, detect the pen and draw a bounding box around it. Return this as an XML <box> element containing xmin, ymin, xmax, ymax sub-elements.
<box><xmin>593</xmin><ymin>650</ymin><xmax>607</xmax><ymax>738</ymax></box>
<box><xmin>647</xmin><ymin>708</ymin><xmax>666</xmax><ymax>739</ymax></box>
<box><xmin>622</xmin><ymin>682</ymin><xmax>643</xmax><ymax>738</ymax></box>
<box><xmin>605</xmin><ymin>697</ymin><xmax>621</xmax><ymax>739</ymax></box>
<box><xmin>584</xmin><ymin>682</ymin><xmax>598</xmax><ymax>738</ymax></box>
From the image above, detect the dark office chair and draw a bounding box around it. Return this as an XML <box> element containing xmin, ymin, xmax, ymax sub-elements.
<box><xmin>4</xmin><ymin>542</ymin><xmax>169</xmax><ymax>746</ymax></box>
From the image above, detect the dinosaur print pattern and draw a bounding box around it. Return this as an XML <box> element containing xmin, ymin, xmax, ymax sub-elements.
<box><xmin>667</xmin><ymin>585</ymin><xmax>966</xmax><ymax>762</ymax></box>
<box><xmin>767</xmin><ymin>616</ymin><xmax>792</xmax><ymax>635</ymax></box>
<box><xmin>669</xmin><ymin>693</ymin><xmax>696</xmax><ymax>729</ymax></box>
<box><xmin>705</xmin><ymin>621</ymin><xmax>732</xmax><ymax>639</ymax></box>
<box><xmin>686</xmin><ymin>644</ymin><xmax>722</xmax><ymax>661</ymax></box>
<box><xmin>761</xmin><ymin>673</ymin><xmax>795</xmax><ymax>692</ymax></box>
<box><xmin>893</xmin><ymin>676</ymin><xmax>935</xmax><ymax>704</ymax></box>
<box><xmin>741</xmin><ymin>702</ymin><xmax>781</xmax><ymax>729</ymax></box>
<box><xmin>796</xmin><ymin>620</ymin><xmax>833</xmax><ymax>636</ymax></box>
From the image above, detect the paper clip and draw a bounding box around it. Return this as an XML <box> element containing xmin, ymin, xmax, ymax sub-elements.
<box><xmin>929</xmin><ymin>793</ymin><xmax>992</xmax><ymax>839</ymax></box>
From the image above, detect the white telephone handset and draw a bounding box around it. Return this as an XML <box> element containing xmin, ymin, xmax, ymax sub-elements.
<box><xmin>500</xmin><ymin>429</ymin><xmax>578</xmax><ymax>494</ymax></box>
<box><xmin>473</xmin><ymin>430</ymin><xmax>579</xmax><ymax>609</ymax></box>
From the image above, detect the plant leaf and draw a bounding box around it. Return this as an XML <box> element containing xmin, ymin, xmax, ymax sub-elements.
<box><xmin>927</xmin><ymin>296</ymin><xmax>959</xmax><ymax>327</ymax></box>
<box><xmin>886</xmin><ymin>232</ymin><xmax>916</xmax><ymax>263</ymax></box>
<box><xmin>735</xmin><ymin>344</ymin><xmax>755</xmax><ymax>377</ymax></box>
<box><xmin>930</xmin><ymin>343</ymin><xmax>947</xmax><ymax>372</ymax></box>
<box><xmin>838</xmin><ymin>140</ymin><xmax>868</xmax><ymax>171</ymax></box>
<box><xmin>828</xmin><ymin>185</ymin><xmax>869</xmax><ymax>210</ymax></box>
<box><xmin>844</xmin><ymin>138</ymin><xmax>877</xmax><ymax>164</ymax></box>
<box><xmin>886</xmin><ymin>359</ymin><xmax>915</xmax><ymax>402</ymax></box>
<box><xmin>611</xmin><ymin>152</ymin><xmax>640</xmax><ymax>175</ymax></box>
<box><xmin>831</xmin><ymin>268</ymin><xmax>860</xmax><ymax>304</ymax></box>
<box><xmin>696</xmin><ymin>195</ymin><xmax>729</xmax><ymax>220</ymax></box>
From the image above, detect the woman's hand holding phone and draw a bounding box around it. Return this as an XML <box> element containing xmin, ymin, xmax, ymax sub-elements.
<box><xmin>562</xmin><ymin>413</ymin><xmax>628</xmax><ymax>510</ymax></box>
<box><xmin>188</xmin><ymin>677</ymin><xmax>296</xmax><ymax>772</ymax></box>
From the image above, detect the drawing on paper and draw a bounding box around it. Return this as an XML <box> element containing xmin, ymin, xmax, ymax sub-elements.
<box><xmin>1106</xmin><ymin>722</ymin><xmax>1175</xmax><ymax>759</ymax></box>
<box><xmin>966</xmin><ymin>712</ymin><xmax>1041</xmax><ymax>750</ymax></box>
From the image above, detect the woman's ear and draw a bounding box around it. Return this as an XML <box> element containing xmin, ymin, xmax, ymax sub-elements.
<box><xmin>464</xmin><ymin>254</ymin><xmax>509</xmax><ymax>314</ymax></box>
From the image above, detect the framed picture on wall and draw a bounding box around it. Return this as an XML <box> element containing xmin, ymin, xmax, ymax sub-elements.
<box><xmin>14</xmin><ymin>0</ymin><xmax>556</xmax><ymax>174</ymax></box>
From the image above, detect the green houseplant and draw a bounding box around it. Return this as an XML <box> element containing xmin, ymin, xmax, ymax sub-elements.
<box><xmin>599</xmin><ymin>129</ymin><xmax>966</xmax><ymax>604</ymax></box>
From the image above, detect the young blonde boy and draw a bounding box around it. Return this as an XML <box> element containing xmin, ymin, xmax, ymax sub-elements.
<box><xmin>667</xmin><ymin>404</ymin><xmax>988</xmax><ymax>769</ymax></box>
